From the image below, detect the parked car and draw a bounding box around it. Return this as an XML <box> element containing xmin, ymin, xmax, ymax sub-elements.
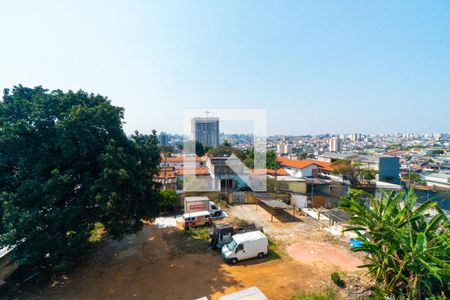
<box><xmin>235</xmin><ymin>186</ymin><xmax>252</xmax><ymax>191</ymax></box>
<box><xmin>221</xmin><ymin>231</ymin><xmax>268</xmax><ymax>264</ymax></box>
<box><xmin>182</xmin><ymin>210</ymin><xmax>212</xmax><ymax>230</ymax></box>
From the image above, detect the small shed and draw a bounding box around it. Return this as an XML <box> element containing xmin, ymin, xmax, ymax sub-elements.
<box><xmin>259</xmin><ymin>199</ymin><xmax>295</xmax><ymax>221</ymax></box>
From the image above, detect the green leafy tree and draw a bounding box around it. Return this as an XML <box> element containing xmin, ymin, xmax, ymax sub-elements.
<box><xmin>160</xmin><ymin>145</ymin><xmax>175</xmax><ymax>156</ymax></box>
<box><xmin>184</xmin><ymin>140</ymin><xmax>206</xmax><ymax>156</ymax></box>
<box><xmin>207</xmin><ymin>144</ymin><xmax>244</xmax><ymax>159</ymax></box>
<box><xmin>266</xmin><ymin>150</ymin><xmax>278</xmax><ymax>170</ymax></box>
<box><xmin>340</xmin><ymin>190</ymin><xmax>450</xmax><ymax>299</ymax></box>
<box><xmin>404</xmin><ymin>172</ymin><xmax>424</xmax><ymax>185</ymax></box>
<box><xmin>297</xmin><ymin>152</ymin><xmax>308</xmax><ymax>160</ymax></box>
<box><xmin>332</xmin><ymin>159</ymin><xmax>377</xmax><ymax>188</ymax></box>
<box><xmin>241</xmin><ymin>149</ymin><xmax>277</xmax><ymax>170</ymax></box>
<box><xmin>361</xmin><ymin>169</ymin><xmax>378</xmax><ymax>181</ymax></box>
<box><xmin>159</xmin><ymin>189</ymin><xmax>177</xmax><ymax>213</ymax></box>
<box><xmin>0</xmin><ymin>86</ymin><xmax>161</xmax><ymax>271</ymax></box>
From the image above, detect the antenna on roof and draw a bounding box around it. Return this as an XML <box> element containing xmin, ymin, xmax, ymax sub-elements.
<box><xmin>205</xmin><ymin>110</ymin><xmax>214</xmax><ymax>118</ymax></box>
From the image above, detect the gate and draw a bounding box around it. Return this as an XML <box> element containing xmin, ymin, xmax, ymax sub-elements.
<box><xmin>232</xmin><ymin>191</ymin><xmax>246</xmax><ymax>204</ymax></box>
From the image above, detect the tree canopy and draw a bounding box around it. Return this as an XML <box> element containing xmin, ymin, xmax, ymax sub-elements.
<box><xmin>207</xmin><ymin>143</ymin><xmax>244</xmax><ymax>159</ymax></box>
<box><xmin>183</xmin><ymin>140</ymin><xmax>207</xmax><ymax>156</ymax></box>
<box><xmin>242</xmin><ymin>149</ymin><xmax>278</xmax><ymax>170</ymax></box>
<box><xmin>0</xmin><ymin>86</ymin><xmax>161</xmax><ymax>271</ymax></box>
<box><xmin>331</xmin><ymin>159</ymin><xmax>378</xmax><ymax>188</ymax></box>
<box><xmin>404</xmin><ymin>172</ymin><xmax>424</xmax><ymax>185</ymax></box>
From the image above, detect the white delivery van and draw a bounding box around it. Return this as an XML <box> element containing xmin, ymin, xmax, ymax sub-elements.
<box><xmin>184</xmin><ymin>196</ymin><xmax>222</xmax><ymax>216</ymax></box>
<box><xmin>221</xmin><ymin>231</ymin><xmax>268</xmax><ymax>264</ymax></box>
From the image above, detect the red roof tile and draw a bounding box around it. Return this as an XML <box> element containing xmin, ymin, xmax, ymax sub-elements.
<box><xmin>277</xmin><ymin>158</ymin><xmax>333</xmax><ymax>172</ymax></box>
<box><xmin>162</xmin><ymin>156</ymin><xmax>205</xmax><ymax>163</ymax></box>
<box><xmin>177</xmin><ymin>167</ymin><xmax>210</xmax><ymax>176</ymax></box>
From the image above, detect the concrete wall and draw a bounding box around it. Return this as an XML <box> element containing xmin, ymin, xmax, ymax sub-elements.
<box><xmin>177</xmin><ymin>191</ymin><xmax>228</xmax><ymax>207</ymax></box>
<box><xmin>285</xmin><ymin>165</ymin><xmax>317</xmax><ymax>178</ymax></box>
<box><xmin>277</xmin><ymin>181</ymin><xmax>307</xmax><ymax>193</ymax></box>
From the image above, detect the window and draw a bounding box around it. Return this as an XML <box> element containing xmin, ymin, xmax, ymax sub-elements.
<box><xmin>227</xmin><ymin>240</ymin><xmax>237</xmax><ymax>251</ymax></box>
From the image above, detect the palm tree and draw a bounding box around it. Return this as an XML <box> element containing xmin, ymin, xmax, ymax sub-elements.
<box><xmin>339</xmin><ymin>190</ymin><xmax>450</xmax><ymax>299</ymax></box>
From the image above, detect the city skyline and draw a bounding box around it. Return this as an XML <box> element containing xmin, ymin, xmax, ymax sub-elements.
<box><xmin>1</xmin><ymin>1</ymin><xmax>450</xmax><ymax>135</ymax></box>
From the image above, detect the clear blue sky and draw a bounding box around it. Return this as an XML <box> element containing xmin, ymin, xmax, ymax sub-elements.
<box><xmin>1</xmin><ymin>1</ymin><xmax>449</xmax><ymax>135</ymax></box>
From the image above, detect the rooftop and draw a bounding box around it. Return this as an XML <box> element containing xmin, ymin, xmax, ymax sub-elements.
<box><xmin>184</xmin><ymin>196</ymin><xmax>210</xmax><ymax>201</ymax></box>
<box><xmin>233</xmin><ymin>231</ymin><xmax>267</xmax><ymax>244</ymax></box>
<box><xmin>177</xmin><ymin>167</ymin><xmax>210</xmax><ymax>176</ymax></box>
<box><xmin>277</xmin><ymin>157</ymin><xmax>333</xmax><ymax>171</ymax></box>
<box><xmin>320</xmin><ymin>152</ymin><xmax>384</xmax><ymax>163</ymax></box>
<box><xmin>251</xmin><ymin>168</ymin><xmax>289</xmax><ymax>176</ymax></box>
<box><xmin>163</xmin><ymin>156</ymin><xmax>205</xmax><ymax>163</ymax></box>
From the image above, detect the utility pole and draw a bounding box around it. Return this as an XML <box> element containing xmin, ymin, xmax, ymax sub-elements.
<box><xmin>162</xmin><ymin>151</ymin><xmax>167</xmax><ymax>190</ymax></box>
<box><xmin>408</xmin><ymin>165</ymin><xmax>411</xmax><ymax>188</ymax></box>
<box><xmin>274</xmin><ymin>160</ymin><xmax>280</xmax><ymax>193</ymax></box>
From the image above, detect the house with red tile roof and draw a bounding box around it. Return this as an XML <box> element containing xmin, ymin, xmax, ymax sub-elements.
<box><xmin>277</xmin><ymin>157</ymin><xmax>333</xmax><ymax>178</ymax></box>
<box><xmin>160</xmin><ymin>155</ymin><xmax>207</xmax><ymax>169</ymax></box>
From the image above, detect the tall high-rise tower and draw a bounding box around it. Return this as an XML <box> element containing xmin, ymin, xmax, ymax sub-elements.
<box><xmin>191</xmin><ymin>117</ymin><xmax>220</xmax><ymax>148</ymax></box>
<box><xmin>329</xmin><ymin>136</ymin><xmax>342</xmax><ymax>152</ymax></box>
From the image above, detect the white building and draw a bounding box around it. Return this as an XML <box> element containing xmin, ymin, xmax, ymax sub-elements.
<box><xmin>349</xmin><ymin>133</ymin><xmax>361</xmax><ymax>142</ymax></box>
<box><xmin>424</xmin><ymin>173</ymin><xmax>450</xmax><ymax>189</ymax></box>
<box><xmin>433</xmin><ymin>133</ymin><xmax>442</xmax><ymax>141</ymax></box>
<box><xmin>276</xmin><ymin>141</ymin><xmax>293</xmax><ymax>155</ymax></box>
<box><xmin>329</xmin><ymin>137</ymin><xmax>342</xmax><ymax>152</ymax></box>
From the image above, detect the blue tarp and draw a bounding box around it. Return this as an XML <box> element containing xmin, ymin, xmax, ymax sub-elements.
<box><xmin>349</xmin><ymin>238</ymin><xmax>363</xmax><ymax>249</ymax></box>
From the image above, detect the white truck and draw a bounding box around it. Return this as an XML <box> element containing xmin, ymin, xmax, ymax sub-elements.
<box><xmin>221</xmin><ymin>231</ymin><xmax>268</xmax><ymax>264</ymax></box>
<box><xmin>184</xmin><ymin>196</ymin><xmax>222</xmax><ymax>217</ymax></box>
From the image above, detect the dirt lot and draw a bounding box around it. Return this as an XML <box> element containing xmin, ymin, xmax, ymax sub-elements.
<box><xmin>15</xmin><ymin>204</ymin><xmax>368</xmax><ymax>300</ymax></box>
<box><xmin>228</xmin><ymin>204</ymin><xmax>364</xmax><ymax>272</ymax></box>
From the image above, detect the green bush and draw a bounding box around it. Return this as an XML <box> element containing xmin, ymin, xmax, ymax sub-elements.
<box><xmin>266</xmin><ymin>235</ymin><xmax>282</xmax><ymax>261</ymax></box>
<box><xmin>330</xmin><ymin>272</ymin><xmax>345</xmax><ymax>288</ymax></box>
<box><xmin>339</xmin><ymin>190</ymin><xmax>450</xmax><ymax>298</ymax></box>
<box><xmin>159</xmin><ymin>189</ymin><xmax>177</xmax><ymax>213</ymax></box>
<box><xmin>187</xmin><ymin>227</ymin><xmax>210</xmax><ymax>240</ymax></box>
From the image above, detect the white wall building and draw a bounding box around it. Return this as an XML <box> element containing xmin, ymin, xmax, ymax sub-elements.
<box><xmin>349</xmin><ymin>133</ymin><xmax>361</xmax><ymax>142</ymax></box>
<box><xmin>276</xmin><ymin>141</ymin><xmax>293</xmax><ymax>155</ymax></box>
<box><xmin>329</xmin><ymin>137</ymin><xmax>342</xmax><ymax>152</ymax></box>
<box><xmin>424</xmin><ymin>173</ymin><xmax>450</xmax><ymax>188</ymax></box>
